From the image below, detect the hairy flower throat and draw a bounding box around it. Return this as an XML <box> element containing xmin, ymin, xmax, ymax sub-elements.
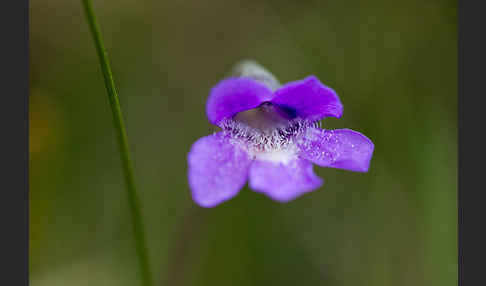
<box><xmin>220</xmin><ymin>103</ymin><xmax>319</xmax><ymax>163</ymax></box>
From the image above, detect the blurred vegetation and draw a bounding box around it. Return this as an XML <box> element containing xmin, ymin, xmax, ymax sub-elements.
<box><xmin>30</xmin><ymin>0</ymin><xmax>457</xmax><ymax>285</ymax></box>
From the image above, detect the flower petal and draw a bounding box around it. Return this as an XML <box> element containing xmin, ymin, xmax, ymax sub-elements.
<box><xmin>206</xmin><ymin>77</ymin><xmax>274</xmax><ymax>126</ymax></box>
<box><xmin>248</xmin><ymin>159</ymin><xmax>323</xmax><ymax>202</ymax></box>
<box><xmin>187</xmin><ymin>132</ymin><xmax>252</xmax><ymax>207</ymax></box>
<box><xmin>297</xmin><ymin>128</ymin><xmax>374</xmax><ymax>172</ymax></box>
<box><xmin>272</xmin><ymin>75</ymin><xmax>343</xmax><ymax>121</ymax></box>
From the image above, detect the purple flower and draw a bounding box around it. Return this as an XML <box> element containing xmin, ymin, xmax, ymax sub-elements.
<box><xmin>187</xmin><ymin>61</ymin><xmax>374</xmax><ymax>207</ymax></box>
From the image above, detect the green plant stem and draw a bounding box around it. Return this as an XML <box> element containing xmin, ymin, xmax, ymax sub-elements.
<box><xmin>81</xmin><ymin>1</ymin><xmax>153</xmax><ymax>286</ymax></box>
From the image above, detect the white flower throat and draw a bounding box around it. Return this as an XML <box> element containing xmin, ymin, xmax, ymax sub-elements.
<box><xmin>221</xmin><ymin>103</ymin><xmax>318</xmax><ymax>164</ymax></box>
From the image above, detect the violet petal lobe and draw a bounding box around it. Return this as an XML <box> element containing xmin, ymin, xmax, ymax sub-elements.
<box><xmin>187</xmin><ymin>132</ymin><xmax>252</xmax><ymax>207</ymax></box>
<box><xmin>272</xmin><ymin>75</ymin><xmax>343</xmax><ymax>121</ymax></box>
<box><xmin>297</xmin><ymin>128</ymin><xmax>374</xmax><ymax>172</ymax></box>
<box><xmin>248</xmin><ymin>159</ymin><xmax>323</xmax><ymax>202</ymax></box>
<box><xmin>206</xmin><ymin>77</ymin><xmax>274</xmax><ymax>126</ymax></box>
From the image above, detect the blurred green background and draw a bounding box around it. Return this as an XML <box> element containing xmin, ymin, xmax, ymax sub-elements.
<box><xmin>30</xmin><ymin>0</ymin><xmax>457</xmax><ymax>285</ymax></box>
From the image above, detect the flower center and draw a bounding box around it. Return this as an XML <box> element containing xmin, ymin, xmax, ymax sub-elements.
<box><xmin>221</xmin><ymin>103</ymin><xmax>318</xmax><ymax>163</ymax></box>
<box><xmin>233</xmin><ymin>102</ymin><xmax>291</xmax><ymax>132</ymax></box>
